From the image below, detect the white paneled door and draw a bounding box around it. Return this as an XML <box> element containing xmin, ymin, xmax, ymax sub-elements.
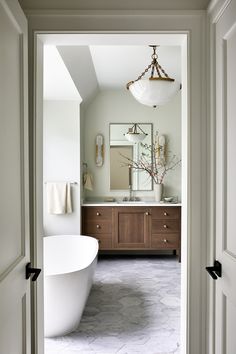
<box><xmin>214</xmin><ymin>1</ymin><xmax>236</xmax><ymax>353</ymax></box>
<box><xmin>0</xmin><ymin>1</ymin><xmax>31</xmax><ymax>353</ymax></box>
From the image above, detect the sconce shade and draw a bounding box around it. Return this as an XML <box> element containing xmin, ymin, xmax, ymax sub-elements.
<box><xmin>127</xmin><ymin>45</ymin><xmax>181</xmax><ymax>108</ymax></box>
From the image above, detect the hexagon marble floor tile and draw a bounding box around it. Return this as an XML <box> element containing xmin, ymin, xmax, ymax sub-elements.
<box><xmin>45</xmin><ymin>256</ymin><xmax>181</xmax><ymax>354</ymax></box>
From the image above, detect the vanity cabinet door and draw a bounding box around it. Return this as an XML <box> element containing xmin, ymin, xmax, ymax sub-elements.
<box><xmin>87</xmin><ymin>234</ymin><xmax>112</xmax><ymax>250</ymax></box>
<box><xmin>151</xmin><ymin>206</ymin><xmax>180</xmax><ymax>220</ymax></box>
<box><xmin>82</xmin><ymin>206</ymin><xmax>113</xmax><ymax>250</ymax></box>
<box><xmin>83</xmin><ymin>221</ymin><xmax>112</xmax><ymax>234</ymax></box>
<box><xmin>83</xmin><ymin>207</ymin><xmax>112</xmax><ymax>220</ymax></box>
<box><xmin>113</xmin><ymin>207</ymin><xmax>151</xmax><ymax>249</ymax></box>
<box><xmin>150</xmin><ymin>206</ymin><xmax>181</xmax><ymax>261</ymax></box>
<box><xmin>152</xmin><ymin>219</ymin><xmax>180</xmax><ymax>233</ymax></box>
<box><xmin>151</xmin><ymin>234</ymin><xmax>179</xmax><ymax>249</ymax></box>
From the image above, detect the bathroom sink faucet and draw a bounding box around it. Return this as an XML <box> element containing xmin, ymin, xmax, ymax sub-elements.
<box><xmin>122</xmin><ymin>165</ymin><xmax>138</xmax><ymax>201</ymax></box>
<box><xmin>122</xmin><ymin>165</ymin><xmax>141</xmax><ymax>202</ymax></box>
<box><xmin>128</xmin><ymin>164</ymin><xmax>134</xmax><ymax>201</ymax></box>
<box><xmin>129</xmin><ymin>184</ymin><xmax>134</xmax><ymax>201</ymax></box>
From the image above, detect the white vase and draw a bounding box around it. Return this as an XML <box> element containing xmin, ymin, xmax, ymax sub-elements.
<box><xmin>154</xmin><ymin>183</ymin><xmax>163</xmax><ymax>202</ymax></box>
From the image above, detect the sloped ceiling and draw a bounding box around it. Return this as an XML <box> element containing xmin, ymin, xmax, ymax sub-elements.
<box><xmin>43</xmin><ymin>46</ymin><xmax>82</xmax><ymax>101</ymax></box>
<box><xmin>57</xmin><ymin>46</ymin><xmax>99</xmax><ymax>103</ymax></box>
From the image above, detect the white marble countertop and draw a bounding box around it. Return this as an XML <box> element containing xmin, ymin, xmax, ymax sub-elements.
<box><xmin>82</xmin><ymin>201</ymin><xmax>181</xmax><ymax>207</ymax></box>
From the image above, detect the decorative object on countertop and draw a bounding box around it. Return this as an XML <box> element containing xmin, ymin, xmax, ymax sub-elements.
<box><xmin>83</xmin><ymin>163</ymin><xmax>94</xmax><ymax>191</ymax></box>
<box><xmin>126</xmin><ymin>45</ymin><xmax>181</xmax><ymax>108</ymax></box>
<box><xmin>46</xmin><ymin>182</ymin><xmax>72</xmax><ymax>214</ymax></box>
<box><xmin>164</xmin><ymin>196</ymin><xmax>173</xmax><ymax>202</ymax></box>
<box><xmin>95</xmin><ymin>134</ymin><xmax>104</xmax><ymax>167</ymax></box>
<box><xmin>161</xmin><ymin>196</ymin><xmax>178</xmax><ymax>204</ymax></box>
<box><xmin>104</xmin><ymin>197</ymin><xmax>116</xmax><ymax>202</ymax></box>
<box><xmin>154</xmin><ymin>183</ymin><xmax>163</xmax><ymax>202</ymax></box>
<box><xmin>121</xmin><ymin>132</ymin><xmax>181</xmax><ymax>202</ymax></box>
<box><xmin>124</xmin><ymin>123</ymin><xmax>148</xmax><ymax>143</ymax></box>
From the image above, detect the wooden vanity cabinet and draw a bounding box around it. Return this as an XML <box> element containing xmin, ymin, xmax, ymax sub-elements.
<box><xmin>113</xmin><ymin>207</ymin><xmax>151</xmax><ymax>249</ymax></box>
<box><xmin>82</xmin><ymin>205</ymin><xmax>181</xmax><ymax>259</ymax></box>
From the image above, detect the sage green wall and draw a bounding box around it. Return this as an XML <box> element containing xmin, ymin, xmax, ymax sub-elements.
<box><xmin>83</xmin><ymin>89</ymin><xmax>181</xmax><ymax>201</ymax></box>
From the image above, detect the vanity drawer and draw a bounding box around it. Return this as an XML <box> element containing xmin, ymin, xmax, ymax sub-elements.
<box><xmin>89</xmin><ymin>234</ymin><xmax>112</xmax><ymax>250</ymax></box>
<box><xmin>151</xmin><ymin>206</ymin><xmax>180</xmax><ymax>220</ymax></box>
<box><xmin>151</xmin><ymin>234</ymin><xmax>179</xmax><ymax>249</ymax></box>
<box><xmin>83</xmin><ymin>221</ymin><xmax>112</xmax><ymax>234</ymax></box>
<box><xmin>152</xmin><ymin>219</ymin><xmax>180</xmax><ymax>233</ymax></box>
<box><xmin>82</xmin><ymin>207</ymin><xmax>112</xmax><ymax>220</ymax></box>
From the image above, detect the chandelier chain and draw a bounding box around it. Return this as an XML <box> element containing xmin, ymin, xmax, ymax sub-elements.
<box><xmin>132</xmin><ymin>59</ymin><xmax>171</xmax><ymax>82</ymax></box>
<box><xmin>126</xmin><ymin>46</ymin><xmax>175</xmax><ymax>90</ymax></box>
<box><xmin>154</xmin><ymin>62</ymin><xmax>161</xmax><ymax>78</ymax></box>
<box><xmin>134</xmin><ymin>62</ymin><xmax>153</xmax><ymax>82</ymax></box>
<box><xmin>156</xmin><ymin>62</ymin><xmax>170</xmax><ymax>79</ymax></box>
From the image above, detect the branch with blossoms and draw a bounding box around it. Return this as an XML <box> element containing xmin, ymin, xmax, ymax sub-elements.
<box><xmin>120</xmin><ymin>142</ymin><xmax>181</xmax><ymax>184</ymax></box>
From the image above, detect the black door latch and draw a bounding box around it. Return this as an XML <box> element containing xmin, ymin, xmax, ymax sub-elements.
<box><xmin>206</xmin><ymin>260</ymin><xmax>222</xmax><ymax>280</ymax></box>
<box><xmin>26</xmin><ymin>262</ymin><xmax>41</xmax><ymax>281</ymax></box>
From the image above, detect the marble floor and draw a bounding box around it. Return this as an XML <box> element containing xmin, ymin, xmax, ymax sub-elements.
<box><xmin>45</xmin><ymin>256</ymin><xmax>181</xmax><ymax>354</ymax></box>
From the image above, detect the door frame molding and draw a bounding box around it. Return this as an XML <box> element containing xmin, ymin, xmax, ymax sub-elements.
<box><xmin>26</xmin><ymin>9</ymin><xmax>208</xmax><ymax>354</ymax></box>
<box><xmin>206</xmin><ymin>1</ymin><xmax>234</xmax><ymax>353</ymax></box>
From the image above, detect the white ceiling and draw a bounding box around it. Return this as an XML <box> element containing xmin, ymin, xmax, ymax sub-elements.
<box><xmin>43</xmin><ymin>42</ymin><xmax>181</xmax><ymax>101</ymax></box>
<box><xmin>40</xmin><ymin>33</ymin><xmax>185</xmax><ymax>46</ymax></box>
<box><xmin>89</xmin><ymin>45</ymin><xmax>181</xmax><ymax>89</ymax></box>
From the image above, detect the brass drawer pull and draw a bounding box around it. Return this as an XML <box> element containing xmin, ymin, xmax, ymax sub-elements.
<box><xmin>163</xmin><ymin>239</ymin><xmax>168</xmax><ymax>243</ymax></box>
<box><xmin>145</xmin><ymin>212</ymin><xmax>149</xmax><ymax>216</ymax></box>
<box><xmin>96</xmin><ymin>212</ymin><xmax>100</xmax><ymax>216</ymax></box>
<box><xmin>96</xmin><ymin>224</ymin><xmax>100</xmax><ymax>229</ymax></box>
<box><xmin>163</xmin><ymin>224</ymin><xmax>168</xmax><ymax>228</ymax></box>
<box><xmin>164</xmin><ymin>211</ymin><xmax>168</xmax><ymax>216</ymax></box>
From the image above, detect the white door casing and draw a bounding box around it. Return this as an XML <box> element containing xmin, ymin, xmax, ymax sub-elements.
<box><xmin>0</xmin><ymin>0</ymin><xmax>31</xmax><ymax>353</ymax></box>
<box><xmin>212</xmin><ymin>0</ymin><xmax>236</xmax><ymax>353</ymax></box>
<box><xmin>22</xmin><ymin>8</ymin><xmax>207</xmax><ymax>354</ymax></box>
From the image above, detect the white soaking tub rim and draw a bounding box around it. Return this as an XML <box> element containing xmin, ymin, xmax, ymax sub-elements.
<box><xmin>44</xmin><ymin>235</ymin><xmax>98</xmax><ymax>276</ymax></box>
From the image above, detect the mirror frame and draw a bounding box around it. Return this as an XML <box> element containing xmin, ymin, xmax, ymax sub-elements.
<box><xmin>109</xmin><ymin>123</ymin><xmax>153</xmax><ymax>191</ymax></box>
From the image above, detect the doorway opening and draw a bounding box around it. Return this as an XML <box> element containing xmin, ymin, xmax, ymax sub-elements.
<box><xmin>36</xmin><ymin>32</ymin><xmax>188</xmax><ymax>354</ymax></box>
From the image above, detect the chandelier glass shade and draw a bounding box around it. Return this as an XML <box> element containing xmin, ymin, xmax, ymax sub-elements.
<box><xmin>124</xmin><ymin>123</ymin><xmax>148</xmax><ymax>143</ymax></box>
<box><xmin>127</xmin><ymin>46</ymin><xmax>181</xmax><ymax>108</ymax></box>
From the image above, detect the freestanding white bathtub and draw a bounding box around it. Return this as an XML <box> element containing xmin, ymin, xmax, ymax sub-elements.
<box><xmin>43</xmin><ymin>235</ymin><xmax>98</xmax><ymax>337</ymax></box>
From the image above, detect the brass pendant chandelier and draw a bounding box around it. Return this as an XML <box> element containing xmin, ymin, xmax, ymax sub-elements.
<box><xmin>124</xmin><ymin>123</ymin><xmax>148</xmax><ymax>143</ymax></box>
<box><xmin>126</xmin><ymin>45</ymin><xmax>181</xmax><ymax>108</ymax></box>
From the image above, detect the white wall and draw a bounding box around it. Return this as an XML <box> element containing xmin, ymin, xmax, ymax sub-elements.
<box><xmin>83</xmin><ymin>89</ymin><xmax>181</xmax><ymax>201</ymax></box>
<box><xmin>43</xmin><ymin>100</ymin><xmax>81</xmax><ymax>235</ymax></box>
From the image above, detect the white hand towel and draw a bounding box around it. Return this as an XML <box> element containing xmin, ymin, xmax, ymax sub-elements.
<box><xmin>83</xmin><ymin>172</ymin><xmax>93</xmax><ymax>191</ymax></box>
<box><xmin>46</xmin><ymin>182</ymin><xmax>72</xmax><ymax>214</ymax></box>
